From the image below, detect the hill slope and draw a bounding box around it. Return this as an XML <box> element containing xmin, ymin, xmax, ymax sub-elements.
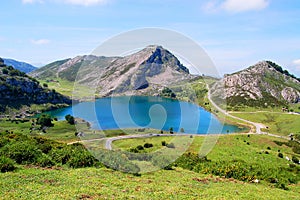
<box><xmin>30</xmin><ymin>45</ymin><xmax>194</xmax><ymax>97</ymax></box>
<box><xmin>3</xmin><ymin>58</ymin><xmax>37</xmax><ymax>73</ymax></box>
<box><xmin>0</xmin><ymin>58</ymin><xmax>71</xmax><ymax>113</ymax></box>
<box><xmin>211</xmin><ymin>61</ymin><xmax>300</xmax><ymax>107</ymax></box>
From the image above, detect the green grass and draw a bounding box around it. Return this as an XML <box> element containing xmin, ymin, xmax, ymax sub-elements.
<box><xmin>112</xmin><ymin>134</ymin><xmax>300</xmax><ymax>191</ymax></box>
<box><xmin>113</xmin><ymin>134</ymin><xmax>298</xmax><ymax>164</ymax></box>
<box><xmin>113</xmin><ymin>136</ymin><xmax>175</xmax><ymax>152</ymax></box>
<box><xmin>0</xmin><ymin>166</ymin><xmax>299</xmax><ymax>200</ymax></box>
<box><xmin>231</xmin><ymin>112</ymin><xmax>300</xmax><ymax>136</ymax></box>
<box><xmin>39</xmin><ymin>78</ymin><xmax>93</xmax><ymax>99</ymax></box>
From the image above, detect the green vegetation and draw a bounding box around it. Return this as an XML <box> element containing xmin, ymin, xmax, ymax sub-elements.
<box><xmin>65</xmin><ymin>114</ymin><xmax>75</xmax><ymax>125</ymax></box>
<box><xmin>231</xmin><ymin>112</ymin><xmax>300</xmax><ymax>136</ymax></box>
<box><xmin>37</xmin><ymin>114</ymin><xmax>54</xmax><ymax>128</ymax></box>
<box><xmin>0</xmin><ymin>62</ymin><xmax>70</xmax><ymax>114</ymax></box>
<box><xmin>113</xmin><ymin>134</ymin><xmax>300</xmax><ymax>190</ymax></box>
<box><xmin>38</xmin><ymin>78</ymin><xmax>93</xmax><ymax>98</ymax></box>
<box><xmin>267</xmin><ymin>61</ymin><xmax>300</xmax><ymax>82</ymax></box>
<box><xmin>0</xmin><ymin>131</ymin><xmax>98</xmax><ymax>170</ymax></box>
<box><xmin>1</xmin><ymin>167</ymin><xmax>299</xmax><ymax>200</ymax></box>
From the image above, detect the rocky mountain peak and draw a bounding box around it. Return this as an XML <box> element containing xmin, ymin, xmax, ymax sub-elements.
<box><xmin>212</xmin><ymin>61</ymin><xmax>300</xmax><ymax>107</ymax></box>
<box><xmin>31</xmin><ymin>45</ymin><xmax>193</xmax><ymax>98</ymax></box>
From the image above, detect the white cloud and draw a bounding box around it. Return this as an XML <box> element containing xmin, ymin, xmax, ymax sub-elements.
<box><xmin>22</xmin><ymin>0</ymin><xmax>44</xmax><ymax>4</ymax></box>
<box><xmin>222</xmin><ymin>0</ymin><xmax>269</xmax><ymax>13</ymax></box>
<box><xmin>202</xmin><ymin>0</ymin><xmax>269</xmax><ymax>13</ymax></box>
<box><xmin>31</xmin><ymin>39</ymin><xmax>50</xmax><ymax>45</ymax></box>
<box><xmin>63</xmin><ymin>0</ymin><xmax>107</xmax><ymax>6</ymax></box>
<box><xmin>22</xmin><ymin>0</ymin><xmax>107</xmax><ymax>6</ymax></box>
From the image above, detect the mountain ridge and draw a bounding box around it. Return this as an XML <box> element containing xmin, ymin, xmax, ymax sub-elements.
<box><xmin>3</xmin><ymin>58</ymin><xmax>37</xmax><ymax>73</ymax></box>
<box><xmin>30</xmin><ymin>45</ymin><xmax>194</xmax><ymax>98</ymax></box>
<box><xmin>0</xmin><ymin>57</ymin><xmax>71</xmax><ymax>113</ymax></box>
<box><xmin>211</xmin><ymin>61</ymin><xmax>300</xmax><ymax>108</ymax></box>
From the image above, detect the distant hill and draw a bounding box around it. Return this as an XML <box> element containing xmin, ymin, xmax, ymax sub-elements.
<box><xmin>3</xmin><ymin>58</ymin><xmax>37</xmax><ymax>73</ymax></box>
<box><xmin>211</xmin><ymin>61</ymin><xmax>300</xmax><ymax>107</ymax></box>
<box><xmin>0</xmin><ymin>57</ymin><xmax>71</xmax><ymax>113</ymax></box>
<box><xmin>30</xmin><ymin>45</ymin><xmax>194</xmax><ymax>97</ymax></box>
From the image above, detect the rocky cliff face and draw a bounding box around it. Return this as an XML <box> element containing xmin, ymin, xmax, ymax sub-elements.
<box><xmin>0</xmin><ymin>58</ymin><xmax>71</xmax><ymax>111</ymax></box>
<box><xmin>31</xmin><ymin>45</ymin><xmax>193</xmax><ymax>97</ymax></box>
<box><xmin>211</xmin><ymin>61</ymin><xmax>300</xmax><ymax>106</ymax></box>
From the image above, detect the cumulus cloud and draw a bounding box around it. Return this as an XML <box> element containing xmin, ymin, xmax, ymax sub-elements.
<box><xmin>31</xmin><ymin>39</ymin><xmax>50</xmax><ymax>45</ymax></box>
<box><xmin>202</xmin><ymin>0</ymin><xmax>269</xmax><ymax>13</ymax></box>
<box><xmin>22</xmin><ymin>0</ymin><xmax>107</xmax><ymax>6</ymax></box>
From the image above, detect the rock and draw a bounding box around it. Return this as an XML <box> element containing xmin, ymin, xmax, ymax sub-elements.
<box><xmin>212</xmin><ymin>61</ymin><xmax>300</xmax><ymax>106</ymax></box>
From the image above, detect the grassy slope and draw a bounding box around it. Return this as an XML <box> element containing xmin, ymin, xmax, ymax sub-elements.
<box><xmin>0</xmin><ymin>167</ymin><xmax>298</xmax><ymax>200</ymax></box>
<box><xmin>0</xmin><ymin>134</ymin><xmax>299</xmax><ymax>199</ymax></box>
<box><xmin>231</xmin><ymin>112</ymin><xmax>300</xmax><ymax>136</ymax></box>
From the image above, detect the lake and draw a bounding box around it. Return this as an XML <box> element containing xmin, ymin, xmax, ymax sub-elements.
<box><xmin>45</xmin><ymin>96</ymin><xmax>245</xmax><ymax>134</ymax></box>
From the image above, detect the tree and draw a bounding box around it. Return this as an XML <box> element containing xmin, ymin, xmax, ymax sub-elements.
<box><xmin>2</xmin><ymin>68</ymin><xmax>8</xmax><ymax>74</ymax></box>
<box><xmin>65</xmin><ymin>114</ymin><xmax>75</xmax><ymax>125</ymax></box>
<box><xmin>180</xmin><ymin>128</ymin><xmax>185</xmax><ymax>133</ymax></box>
<box><xmin>37</xmin><ymin>114</ymin><xmax>53</xmax><ymax>127</ymax></box>
<box><xmin>169</xmin><ymin>127</ymin><xmax>174</xmax><ymax>134</ymax></box>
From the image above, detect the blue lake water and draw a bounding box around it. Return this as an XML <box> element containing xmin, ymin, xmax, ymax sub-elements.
<box><xmin>45</xmin><ymin>96</ymin><xmax>245</xmax><ymax>134</ymax></box>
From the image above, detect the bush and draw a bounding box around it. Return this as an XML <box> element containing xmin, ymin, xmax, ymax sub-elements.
<box><xmin>65</xmin><ymin>114</ymin><xmax>75</xmax><ymax>125</ymax></box>
<box><xmin>278</xmin><ymin>152</ymin><xmax>283</xmax><ymax>158</ymax></box>
<box><xmin>2</xmin><ymin>141</ymin><xmax>42</xmax><ymax>164</ymax></box>
<box><xmin>0</xmin><ymin>156</ymin><xmax>16</xmax><ymax>173</ymax></box>
<box><xmin>167</xmin><ymin>143</ymin><xmax>175</xmax><ymax>148</ymax></box>
<box><xmin>161</xmin><ymin>141</ymin><xmax>167</xmax><ymax>146</ymax></box>
<box><xmin>292</xmin><ymin>156</ymin><xmax>299</xmax><ymax>164</ymax></box>
<box><xmin>144</xmin><ymin>143</ymin><xmax>153</xmax><ymax>148</ymax></box>
<box><xmin>152</xmin><ymin>154</ymin><xmax>173</xmax><ymax>170</ymax></box>
<box><xmin>36</xmin><ymin>154</ymin><xmax>55</xmax><ymax>167</ymax></box>
<box><xmin>136</xmin><ymin>145</ymin><xmax>144</xmax><ymax>151</ymax></box>
<box><xmin>37</xmin><ymin>114</ymin><xmax>54</xmax><ymax>127</ymax></box>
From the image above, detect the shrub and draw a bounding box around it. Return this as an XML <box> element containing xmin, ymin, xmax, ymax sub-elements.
<box><xmin>2</xmin><ymin>68</ymin><xmax>8</xmax><ymax>75</ymax></box>
<box><xmin>152</xmin><ymin>154</ymin><xmax>173</xmax><ymax>170</ymax></box>
<box><xmin>37</xmin><ymin>114</ymin><xmax>53</xmax><ymax>127</ymax></box>
<box><xmin>36</xmin><ymin>154</ymin><xmax>55</xmax><ymax>167</ymax></box>
<box><xmin>136</xmin><ymin>145</ymin><xmax>144</xmax><ymax>151</ymax></box>
<box><xmin>278</xmin><ymin>152</ymin><xmax>283</xmax><ymax>158</ymax></box>
<box><xmin>144</xmin><ymin>143</ymin><xmax>153</xmax><ymax>148</ymax></box>
<box><xmin>292</xmin><ymin>156</ymin><xmax>299</xmax><ymax>164</ymax></box>
<box><xmin>167</xmin><ymin>143</ymin><xmax>175</xmax><ymax>148</ymax></box>
<box><xmin>267</xmin><ymin>147</ymin><xmax>271</xmax><ymax>150</ymax></box>
<box><xmin>161</xmin><ymin>141</ymin><xmax>167</xmax><ymax>146</ymax></box>
<box><xmin>2</xmin><ymin>141</ymin><xmax>42</xmax><ymax>164</ymax></box>
<box><xmin>0</xmin><ymin>156</ymin><xmax>16</xmax><ymax>173</ymax></box>
<box><xmin>65</xmin><ymin>114</ymin><xmax>75</xmax><ymax>125</ymax></box>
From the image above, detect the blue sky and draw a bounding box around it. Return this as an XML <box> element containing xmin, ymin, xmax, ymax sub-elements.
<box><xmin>1</xmin><ymin>0</ymin><xmax>300</xmax><ymax>76</ymax></box>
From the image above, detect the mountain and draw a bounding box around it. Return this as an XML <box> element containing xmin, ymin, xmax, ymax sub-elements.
<box><xmin>30</xmin><ymin>45</ymin><xmax>193</xmax><ymax>97</ymax></box>
<box><xmin>0</xmin><ymin>57</ymin><xmax>71</xmax><ymax>113</ymax></box>
<box><xmin>3</xmin><ymin>58</ymin><xmax>37</xmax><ymax>73</ymax></box>
<box><xmin>211</xmin><ymin>61</ymin><xmax>300</xmax><ymax>107</ymax></box>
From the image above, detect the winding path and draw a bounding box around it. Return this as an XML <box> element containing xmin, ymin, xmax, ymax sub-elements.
<box><xmin>206</xmin><ymin>84</ymin><xmax>265</xmax><ymax>134</ymax></box>
<box><xmin>69</xmin><ymin>84</ymin><xmax>294</xmax><ymax>148</ymax></box>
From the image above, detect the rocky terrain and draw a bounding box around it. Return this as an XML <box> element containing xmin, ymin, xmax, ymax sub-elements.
<box><xmin>211</xmin><ymin>61</ymin><xmax>300</xmax><ymax>107</ymax></box>
<box><xmin>30</xmin><ymin>45</ymin><xmax>194</xmax><ymax>98</ymax></box>
<box><xmin>0</xmin><ymin>58</ymin><xmax>71</xmax><ymax>112</ymax></box>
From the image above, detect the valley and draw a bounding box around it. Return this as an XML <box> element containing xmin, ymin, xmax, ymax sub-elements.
<box><xmin>0</xmin><ymin>46</ymin><xmax>299</xmax><ymax>199</ymax></box>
